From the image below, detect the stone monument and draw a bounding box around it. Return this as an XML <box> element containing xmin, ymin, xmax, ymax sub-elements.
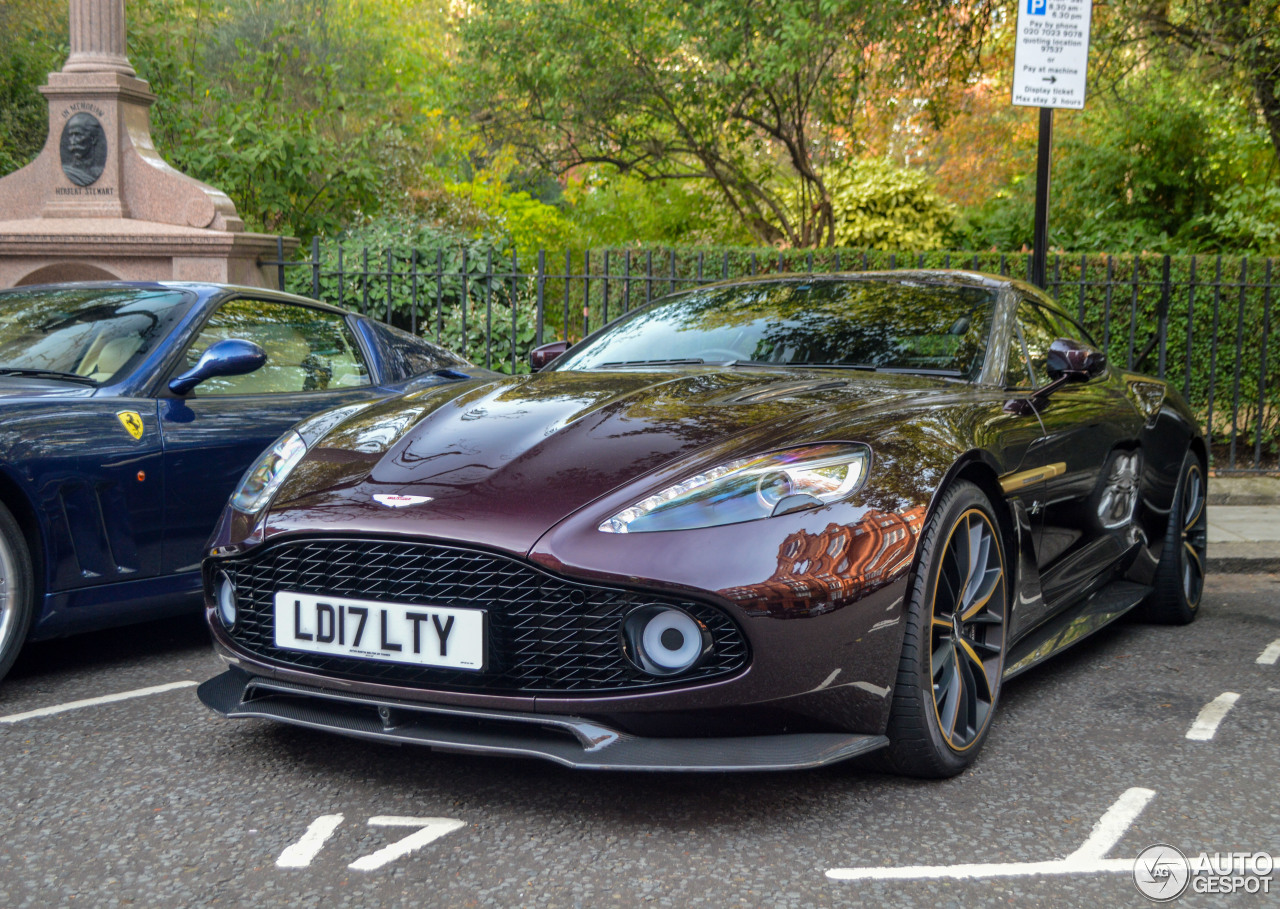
<box><xmin>0</xmin><ymin>0</ymin><xmax>294</xmax><ymax>288</ymax></box>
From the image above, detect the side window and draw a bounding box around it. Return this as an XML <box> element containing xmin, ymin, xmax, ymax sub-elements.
<box><xmin>368</xmin><ymin>320</ymin><xmax>468</xmax><ymax>383</ymax></box>
<box><xmin>1005</xmin><ymin>322</ymin><xmax>1035</xmax><ymax>389</ymax></box>
<box><xmin>1016</xmin><ymin>303</ymin><xmax>1058</xmax><ymax>387</ymax></box>
<box><xmin>1042</xmin><ymin>307</ymin><xmax>1098</xmax><ymax>348</ymax></box>
<box><xmin>184</xmin><ymin>299</ymin><xmax>370</xmax><ymax>395</ymax></box>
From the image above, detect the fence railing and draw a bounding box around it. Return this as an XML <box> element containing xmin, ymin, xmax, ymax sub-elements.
<box><xmin>266</xmin><ymin>239</ymin><xmax>1277</xmax><ymax>474</ymax></box>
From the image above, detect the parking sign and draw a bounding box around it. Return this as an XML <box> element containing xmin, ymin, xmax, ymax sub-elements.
<box><xmin>1012</xmin><ymin>0</ymin><xmax>1092</xmax><ymax>109</ymax></box>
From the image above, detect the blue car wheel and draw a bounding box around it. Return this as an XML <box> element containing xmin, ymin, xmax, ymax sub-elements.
<box><xmin>0</xmin><ymin>502</ymin><xmax>34</xmax><ymax>682</ymax></box>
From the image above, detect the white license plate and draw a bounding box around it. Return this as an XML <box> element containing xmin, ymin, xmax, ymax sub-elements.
<box><xmin>274</xmin><ymin>591</ymin><xmax>485</xmax><ymax>671</ymax></box>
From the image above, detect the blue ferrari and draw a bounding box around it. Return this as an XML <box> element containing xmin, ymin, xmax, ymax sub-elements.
<box><xmin>0</xmin><ymin>281</ymin><xmax>481</xmax><ymax>680</ymax></box>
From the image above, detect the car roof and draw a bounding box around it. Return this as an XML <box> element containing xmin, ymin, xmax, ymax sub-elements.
<box><xmin>656</xmin><ymin>269</ymin><xmax>1080</xmax><ymax>321</ymax></box>
<box><xmin>0</xmin><ymin>280</ymin><xmax>358</xmax><ymax>319</ymax></box>
<box><xmin>677</xmin><ymin>269</ymin><xmax>1010</xmax><ymax>293</ymax></box>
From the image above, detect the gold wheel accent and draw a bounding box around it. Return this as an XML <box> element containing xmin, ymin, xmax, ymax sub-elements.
<box><xmin>927</xmin><ymin>507</ymin><xmax>1007</xmax><ymax>753</ymax></box>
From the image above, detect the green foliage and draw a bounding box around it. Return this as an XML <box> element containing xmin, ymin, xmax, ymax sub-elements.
<box><xmin>1097</xmin><ymin>0</ymin><xmax>1280</xmax><ymax>167</ymax></box>
<box><xmin>0</xmin><ymin>1</ymin><xmax>66</xmax><ymax>175</ymax></box>
<box><xmin>283</xmin><ymin>216</ymin><xmax>539</xmax><ymax>373</ymax></box>
<box><xmin>126</xmin><ymin>0</ymin><xmax>427</xmax><ymax>240</ymax></box>
<box><xmin>444</xmin><ymin>171</ymin><xmax>577</xmax><ymax>254</ymax></box>
<box><xmin>952</xmin><ymin>67</ymin><xmax>1278</xmax><ymax>255</ymax></box>
<box><xmin>795</xmin><ymin>158</ymin><xmax>957</xmax><ymax>251</ymax></box>
<box><xmin>1189</xmin><ymin>185</ymin><xmax>1280</xmax><ymax>253</ymax></box>
<box><xmin>461</xmin><ymin>0</ymin><xmax>991</xmax><ymax>247</ymax></box>
<box><xmin>564</xmin><ymin>170</ymin><xmax>754</xmax><ymax>247</ymax></box>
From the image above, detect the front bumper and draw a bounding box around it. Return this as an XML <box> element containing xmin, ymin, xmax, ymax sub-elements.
<box><xmin>198</xmin><ymin>667</ymin><xmax>889</xmax><ymax>771</ymax></box>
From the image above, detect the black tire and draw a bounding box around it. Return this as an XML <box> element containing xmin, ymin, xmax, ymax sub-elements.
<box><xmin>0</xmin><ymin>500</ymin><xmax>34</xmax><ymax>682</ymax></box>
<box><xmin>882</xmin><ymin>480</ymin><xmax>1009</xmax><ymax>778</ymax></box>
<box><xmin>1142</xmin><ymin>451</ymin><xmax>1206</xmax><ymax>625</ymax></box>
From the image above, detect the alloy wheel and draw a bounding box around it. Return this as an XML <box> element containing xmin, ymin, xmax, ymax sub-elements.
<box><xmin>929</xmin><ymin>509</ymin><xmax>1007</xmax><ymax>752</ymax></box>
<box><xmin>0</xmin><ymin>531</ymin><xmax>17</xmax><ymax>656</ymax></box>
<box><xmin>1180</xmin><ymin>463</ymin><xmax>1207</xmax><ymax>608</ymax></box>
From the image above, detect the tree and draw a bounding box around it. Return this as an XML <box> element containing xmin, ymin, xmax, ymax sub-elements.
<box><xmin>1102</xmin><ymin>1</ymin><xmax>1280</xmax><ymax>167</ymax></box>
<box><xmin>461</xmin><ymin>0</ymin><xmax>995</xmax><ymax>248</ymax></box>
<box><xmin>0</xmin><ymin>1</ymin><xmax>67</xmax><ymax>175</ymax></box>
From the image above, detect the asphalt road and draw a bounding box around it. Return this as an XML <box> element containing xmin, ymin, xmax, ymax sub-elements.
<box><xmin>1</xmin><ymin>573</ymin><xmax>1277</xmax><ymax>908</ymax></box>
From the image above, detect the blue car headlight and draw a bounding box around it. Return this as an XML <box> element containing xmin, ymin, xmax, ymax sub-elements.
<box><xmin>599</xmin><ymin>443</ymin><xmax>870</xmax><ymax>533</ymax></box>
<box><xmin>230</xmin><ymin>430</ymin><xmax>307</xmax><ymax>514</ymax></box>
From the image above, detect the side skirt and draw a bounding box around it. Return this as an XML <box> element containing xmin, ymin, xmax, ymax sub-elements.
<box><xmin>1002</xmin><ymin>579</ymin><xmax>1151</xmax><ymax>680</ymax></box>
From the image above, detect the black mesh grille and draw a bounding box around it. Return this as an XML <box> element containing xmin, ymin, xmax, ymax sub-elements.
<box><xmin>219</xmin><ymin>537</ymin><xmax>749</xmax><ymax>694</ymax></box>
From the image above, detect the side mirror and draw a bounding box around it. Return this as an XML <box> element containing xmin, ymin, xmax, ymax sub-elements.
<box><xmin>1046</xmin><ymin>337</ymin><xmax>1106</xmax><ymax>382</ymax></box>
<box><xmin>169</xmin><ymin>338</ymin><xmax>267</xmax><ymax>395</ymax></box>
<box><xmin>529</xmin><ymin>340</ymin><xmax>569</xmax><ymax>372</ymax></box>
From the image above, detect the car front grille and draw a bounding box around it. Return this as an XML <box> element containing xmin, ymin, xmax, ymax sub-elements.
<box><xmin>217</xmin><ymin>537</ymin><xmax>749</xmax><ymax>694</ymax></box>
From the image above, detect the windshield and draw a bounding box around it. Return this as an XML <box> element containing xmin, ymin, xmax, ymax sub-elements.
<box><xmin>555</xmin><ymin>279</ymin><xmax>997</xmax><ymax>379</ymax></box>
<box><xmin>0</xmin><ymin>287</ymin><xmax>194</xmax><ymax>384</ymax></box>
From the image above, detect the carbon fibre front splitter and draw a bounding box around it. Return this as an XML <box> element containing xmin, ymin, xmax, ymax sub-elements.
<box><xmin>198</xmin><ymin>668</ymin><xmax>888</xmax><ymax>772</ymax></box>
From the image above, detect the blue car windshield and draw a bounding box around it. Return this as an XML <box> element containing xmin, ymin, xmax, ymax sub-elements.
<box><xmin>555</xmin><ymin>279</ymin><xmax>997</xmax><ymax>379</ymax></box>
<box><xmin>0</xmin><ymin>287</ymin><xmax>194</xmax><ymax>384</ymax></box>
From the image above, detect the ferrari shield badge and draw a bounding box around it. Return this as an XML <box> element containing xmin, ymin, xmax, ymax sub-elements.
<box><xmin>373</xmin><ymin>494</ymin><xmax>433</xmax><ymax>508</ymax></box>
<box><xmin>116</xmin><ymin>410</ymin><xmax>145</xmax><ymax>440</ymax></box>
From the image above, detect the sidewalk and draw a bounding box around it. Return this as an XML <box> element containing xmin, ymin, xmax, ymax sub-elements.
<box><xmin>1208</xmin><ymin>477</ymin><xmax>1280</xmax><ymax>572</ymax></box>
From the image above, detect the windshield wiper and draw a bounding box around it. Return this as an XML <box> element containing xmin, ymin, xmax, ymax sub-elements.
<box><xmin>0</xmin><ymin>368</ymin><xmax>98</xmax><ymax>385</ymax></box>
<box><xmin>593</xmin><ymin>358</ymin><xmax>705</xmax><ymax>369</ymax></box>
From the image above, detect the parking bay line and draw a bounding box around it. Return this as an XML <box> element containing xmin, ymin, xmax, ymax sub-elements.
<box><xmin>1186</xmin><ymin>692</ymin><xmax>1240</xmax><ymax>741</ymax></box>
<box><xmin>277</xmin><ymin>815</ymin><xmax>345</xmax><ymax>869</ymax></box>
<box><xmin>826</xmin><ymin>787</ymin><xmax>1155</xmax><ymax>882</ymax></box>
<box><xmin>1258</xmin><ymin>639</ymin><xmax>1280</xmax><ymax>666</ymax></box>
<box><xmin>0</xmin><ymin>680</ymin><xmax>198</xmax><ymax>725</ymax></box>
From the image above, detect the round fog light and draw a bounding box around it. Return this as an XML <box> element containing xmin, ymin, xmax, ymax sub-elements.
<box><xmin>215</xmin><ymin>572</ymin><xmax>237</xmax><ymax>629</ymax></box>
<box><xmin>622</xmin><ymin>606</ymin><xmax>711</xmax><ymax>676</ymax></box>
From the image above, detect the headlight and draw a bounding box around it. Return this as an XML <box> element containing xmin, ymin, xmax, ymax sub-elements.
<box><xmin>599</xmin><ymin>443</ymin><xmax>869</xmax><ymax>533</ymax></box>
<box><xmin>230</xmin><ymin>430</ymin><xmax>307</xmax><ymax>514</ymax></box>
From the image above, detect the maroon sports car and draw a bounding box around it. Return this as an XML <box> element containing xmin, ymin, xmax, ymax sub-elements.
<box><xmin>198</xmin><ymin>272</ymin><xmax>1206</xmax><ymax>777</ymax></box>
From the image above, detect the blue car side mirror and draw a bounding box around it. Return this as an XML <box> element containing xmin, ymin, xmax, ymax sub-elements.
<box><xmin>169</xmin><ymin>338</ymin><xmax>267</xmax><ymax>395</ymax></box>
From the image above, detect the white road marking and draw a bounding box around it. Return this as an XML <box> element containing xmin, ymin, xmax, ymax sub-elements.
<box><xmin>276</xmin><ymin>815</ymin><xmax>344</xmax><ymax>868</ymax></box>
<box><xmin>348</xmin><ymin>817</ymin><xmax>466</xmax><ymax>871</ymax></box>
<box><xmin>1067</xmin><ymin>787</ymin><xmax>1157</xmax><ymax>860</ymax></box>
<box><xmin>826</xmin><ymin>788</ymin><xmax>1155</xmax><ymax>882</ymax></box>
<box><xmin>0</xmin><ymin>680</ymin><xmax>198</xmax><ymax>725</ymax></box>
<box><xmin>1186</xmin><ymin>692</ymin><xmax>1240</xmax><ymax>741</ymax></box>
<box><xmin>827</xmin><ymin>855</ymin><xmax>1137</xmax><ymax>881</ymax></box>
<box><xmin>1257</xmin><ymin>639</ymin><xmax>1280</xmax><ymax>666</ymax></box>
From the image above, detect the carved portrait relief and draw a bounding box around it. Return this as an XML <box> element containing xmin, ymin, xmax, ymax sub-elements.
<box><xmin>59</xmin><ymin>113</ymin><xmax>108</xmax><ymax>186</ymax></box>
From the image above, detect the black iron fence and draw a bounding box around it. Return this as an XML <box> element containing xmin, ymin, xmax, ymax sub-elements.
<box><xmin>267</xmin><ymin>239</ymin><xmax>1277</xmax><ymax>474</ymax></box>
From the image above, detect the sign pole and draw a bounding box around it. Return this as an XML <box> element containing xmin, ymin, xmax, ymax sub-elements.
<box><xmin>1031</xmin><ymin>107</ymin><xmax>1053</xmax><ymax>289</ymax></box>
<box><xmin>1012</xmin><ymin>0</ymin><xmax>1092</xmax><ymax>290</ymax></box>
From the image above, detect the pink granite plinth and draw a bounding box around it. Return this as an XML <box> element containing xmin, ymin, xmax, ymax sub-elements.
<box><xmin>0</xmin><ymin>58</ymin><xmax>298</xmax><ymax>290</ymax></box>
<box><xmin>0</xmin><ymin>218</ymin><xmax>297</xmax><ymax>289</ymax></box>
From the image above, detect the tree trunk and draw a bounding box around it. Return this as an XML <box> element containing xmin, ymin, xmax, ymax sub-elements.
<box><xmin>1250</xmin><ymin>53</ymin><xmax>1280</xmax><ymax>167</ymax></box>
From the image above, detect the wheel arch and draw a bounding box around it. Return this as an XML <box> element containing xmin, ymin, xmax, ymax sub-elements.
<box><xmin>1189</xmin><ymin>434</ymin><xmax>1208</xmax><ymax>472</ymax></box>
<box><xmin>895</xmin><ymin>450</ymin><xmax>1027</xmax><ymax>642</ymax></box>
<box><xmin>925</xmin><ymin>451</ymin><xmax>1019</xmax><ymax>570</ymax></box>
<box><xmin>0</xmin><ymin>467</ymin><xmax>47</xmax><ymax>603</ymax></box>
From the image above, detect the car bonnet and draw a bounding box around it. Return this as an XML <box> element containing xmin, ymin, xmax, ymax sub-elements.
<box><xmin>262</xmin><ymin>368</ymin><xmax>957</xmax><ymax>555</ymax></box>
